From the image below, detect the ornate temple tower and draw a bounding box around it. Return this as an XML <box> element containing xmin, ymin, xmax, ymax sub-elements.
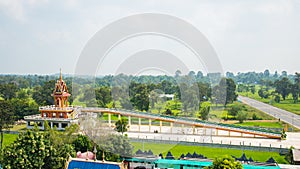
<box><xmin>39</xmin><ymin>70</ymin><xmax>74</xmax><ymax>119</ymax></box>
<box><xmin>52</xmin><ymin>70</ymin><xmax>71</xmax><ymax>108</ymax></box>
<box><xmin>24</xmin><ymin>70</ymin><xmax>79</xmax><ymax>130</ymax></box>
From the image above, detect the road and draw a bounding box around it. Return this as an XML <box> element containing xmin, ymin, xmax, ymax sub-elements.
<box><xmin>238</xmin><ymin>96</ymin><xmax>300</xmax><ymax>129</ymax></box>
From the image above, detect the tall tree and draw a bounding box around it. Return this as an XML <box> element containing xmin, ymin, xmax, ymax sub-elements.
<box><xmin>0</xmin><ymin>83</ymin><xmax>18</xmax><ymax>100</ymax></box>
<box><xmin>130</xmin><ymin>83</ymin><xmax>149</xmax><ymax>111</ymax></box>
<box><xmin>95</xmin><ymin>86</ymin><xmax>112</xmax><ymax>107</ymax></box>
<box><xmin>212</xmin><ymin>78</ymin><xmax>237</xmax><ymax>107</ymax></box>
<box><xmin>0</xmin><ymin>100</ymin><xmax>14</xmax><ymax>150</ymax></box>
<box><xmin>274</xmin><ymin>77</ymin><xmax>291</xmax><ymax>100</ymax></box>
<box><xmin>32</xmin><ymin>80</ymin><xmax>56</xmax><ymax>106</ymax></box>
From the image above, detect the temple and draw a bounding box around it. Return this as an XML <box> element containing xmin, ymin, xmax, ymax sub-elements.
<box><xmin>24</xmin><ymin>70</ymin><xmax>80</xmax><ymax>130</ymax></box>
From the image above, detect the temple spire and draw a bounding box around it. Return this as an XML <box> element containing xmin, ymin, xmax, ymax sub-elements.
<box><xmin>60</xmin><ymin>68</ymin><xmax>62</xmax><ymax>81</ymax></box>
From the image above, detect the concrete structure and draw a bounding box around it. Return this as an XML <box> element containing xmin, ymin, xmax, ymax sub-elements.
<box><xmin>24</xmin><ymin>70</ymin><xmax>80</xmax><ymax>130</ymax></box>
<box><xmin>81</xmin><ymin>108</ymin><xmax>282</xmax><ymax>139</ymax></box>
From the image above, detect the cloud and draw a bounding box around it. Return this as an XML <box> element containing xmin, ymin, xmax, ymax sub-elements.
<box><xmin>0</xmin><ymin>0</ymin><xmax>25</xmax><ymax>22</ymax></box>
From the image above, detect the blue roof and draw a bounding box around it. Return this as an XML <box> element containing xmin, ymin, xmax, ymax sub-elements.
<box><xmin>67</xmin><ymin>160</ymin><xmax>120</xmax><ymax>169</ymax></box>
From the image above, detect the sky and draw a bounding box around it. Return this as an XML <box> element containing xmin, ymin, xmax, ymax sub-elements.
<box><xmin>0</xmin><ymin>0</ymin><xmax>300</xmax><ymax>76</ymax></box>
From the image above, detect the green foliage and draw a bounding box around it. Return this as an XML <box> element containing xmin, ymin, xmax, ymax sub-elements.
<box><xmin>115</xmin><ymin>119</ymin><xmax>128</xmax><ymax>134</ymax></box>
<box><xmin>274</xmin><ymin>95</ymin><xmax>281</xmax><ymax>103</ymax></box>
<box><xmin>198</xmin><ymin>102</ymin><xmax>210</xmax><ymax>120</ymax></box>
<box><xmin>0</xmin><ymin>83</ymin><xmax>18</xmax><ymax>100</ymax></box>
<box><xmin>236</xmin><ymin>111</ymin><xmax>247</xmax><ymax>123</ymax></box>
<box><xmin>95</xmin><ymin>86</ymin><xmax>112</xmax><ymax>107</ymax></box>
<box><xmin>32</xmin><ymin>80</ymin><xmax>56</xmax><ymax>106</ymax></box>
<box><xmin>72</xmin><ymin>135</ymin><xmax>93</xmax><ymax>152</ymax></box>
<box><xmin>0</xmin><ymin>100</ymin><xmax>14</xmax><ymax>150</ymax></box>
<box><xmin>228</xmin><ymin>104</ymin><xmax>245</xmax><ymax>117</ymax></box>
<box><xmin>130</xmin><ymin>83</ymin><xmax>149</xmax><ymax>111</ymax></box>
<box><xmin>258</xmin><ymin>88</ymin><xmax>269</xmax><ymax>99</ymax></box>
<box><xmin>2</xmin><ymin>124</ymin><xmax>78</xmax><ymax>169</ymax></box>
<box><xmin>274</xmin><ymin>77</ymin><xmax>292</xmax><ymax>100</ymax></box>
<box><xmin>96</xmin><ymin>134</ymin><xmax>133</xmax><ymax>161</ymax></box>
<box><xmin>212</xmin><ymin>78</ymin><xmax>237</xmax><ymax>107</ymax></box>
<box><xmin>205</xmin><ymin>156</ymin><xmax>243</xmax><ymax>169</ymax></box>
<box><xmin>2</xmin><ymin>130</ymin><xmax>49</xmax><ymax>169</ymax></box>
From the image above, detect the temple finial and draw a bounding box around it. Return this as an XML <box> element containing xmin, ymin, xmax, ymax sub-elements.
<box><xmin>60</xmin><ymin>68</ymin><xmax>62</xmax><ymax>81</ymax></box>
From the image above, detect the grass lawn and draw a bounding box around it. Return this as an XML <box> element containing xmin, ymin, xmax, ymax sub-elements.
<box><xmin>2</xmin><ymin>133</ymin><xmax>18</xmax><ymax>148</ymax></box>
<box><xmin>131</xmin><ymin>142</ymin><xmax>288</xmax><ymax>164</ymax></box>
<box><xmin>235</xmin><ymin>121</ymin><xmax>283</xmax><ymax>128</ymax></box>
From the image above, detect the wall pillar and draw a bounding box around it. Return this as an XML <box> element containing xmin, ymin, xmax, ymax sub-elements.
<box><xmin>108</xmin><ymin>113</ymin><xmax>111</xmax><ymax>127</ymax></box>
<box><xmin>228</xmin><ymin>131</ymin><xmax>231</xmax><ymax>137</ymax></box>
<box><xmin>181</xmin><ymin>124</ymin><xmax>184</xmax><ymax>134</ymax></box>
<box><xmin>204</xmin><ymin>128</ymin><xmax>206</xmax><ymax>135</ymax></box>
<box><xmin>58</xmin><ymin>123</ymin><xmax>62</xmax><ymax>130</ymax></box>
<box><xmin>170</xmin><ymin>122</ymin><xmax>173</xmax><ymax>134</ymax></box>
<box><xmin>216</xmin><ymin>129</ymin><xmax>218</xmax><ymax>136</ymax></box>
<box><xmin>128</xmin><ymin>116</ymin><xmax>131</xmax><ymax>131</ymax></box>
<box><xmin>138</xmin><ymin>118</ymin><xmax>141</xmax><ymax>132</ymax></box>
<box><xmin>192</xmin><ymin>126</ymin><xmax>195</xmax><ymax>135</ymax></box>
<box><xmin>160</xmin><ymin>121</ymin><xmax>162</xmax><ymax>133</ymax></box>
<box><xmin>149</xmin><ymin>119</ymin><xmax>152</xmax><ymax>132</ymax></box>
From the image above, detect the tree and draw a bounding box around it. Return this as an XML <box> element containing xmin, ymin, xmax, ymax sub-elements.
<box><xmin>32</xmin><ymin>80</ymin><xmax>56</xmax><ymax>106</ymax></box>
<box><xmin>205</xmin><ymin>156</ymin><xmax>243</xmax><ymax>169</ymax></box>
<box><xmin>228</xmin><ymin>104</ymin><xmax>244</xmax><ymax>117</ymax></box>
<box><xmin>212</xmin><ymin>78</ymin><xmax>237</xmax><ymax>107</ymax></box>
<box><xmin>0</xmin><ymin>100</ymin><xmax>14</xmax><ymax>150</ymax></box>
<box><xmin>198</xmin><ymin>102</ymin><xmax>210</xmax><ymax>120</ymax></box>
<box><xmin>2</xmin><ymin>127</ymin><xmax>76</xmax><ymax>169</ymax></box>
<box><xmin>115</xmin><ymin>119</ymin><xmax>128</xmax><ymax>135</ymax></box>
<box><xmin>263</xmin><ymin>69</ymin><xmax>270</xmax><ymax>78</ymax></box>
<box><xmin>237</xmin><ymin>111</ymin><xmax>247</xmax><ymax>123</ymax></box>
<box><xmin>130</xmin><ymin>83</ymin><xmax>149</xmax><ymax>111</ymax></box>
<box><xmin>274</xmin><ymin>77</ymin><xmax>291</xmax><ymax>100</ymax></box>
<box><xmin>0</xmin><ymin>83</ymin><xmax>18</xmax><ymax>100</ymax></box>
<box><xmin>95</xmin><ymin>86</ymin><xmax>112</xmax><ymax>107</ymax></box>
<box><xmin>175</xmin><ymin>70</ymin><xmax>182</xmax><ymax>78</ymax></box>
<box><xmin>72</xmin><ymin>135</ymin><xmax>93</xmax><ymax>153</ymax></box>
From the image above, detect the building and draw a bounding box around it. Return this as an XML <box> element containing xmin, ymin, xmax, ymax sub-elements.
<box><xmin>24</xmin><ymin>70</ymin><xmax>80</xmax><ymax>130</ymax></box>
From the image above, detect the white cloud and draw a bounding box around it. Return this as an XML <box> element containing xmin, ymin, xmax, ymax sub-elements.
<box><xmin>0</xmin><ymin>0</ymin><xmax>25</xmax><ymax>22</ymax></box>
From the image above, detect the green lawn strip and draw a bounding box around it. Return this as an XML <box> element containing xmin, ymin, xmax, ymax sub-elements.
<box><xmin>3</xmin><ymin>133</ymin><xmax>18</xmax><ymax>148</ymax></box>
<box><xmin>235</xmin><ymin>121</ymin><xmax>283</xmax><ymax>129</ymax></box>
<box><xmin>131</xmin><ymin>142</ymin><xmax>288</xmax><ymax>164</ymax></box>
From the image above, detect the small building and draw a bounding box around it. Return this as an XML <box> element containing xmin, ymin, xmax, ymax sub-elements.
<box><xmin>24</xmin><ymin>70</ymin><xmax>80</xmax><ymax>130</ymax></box>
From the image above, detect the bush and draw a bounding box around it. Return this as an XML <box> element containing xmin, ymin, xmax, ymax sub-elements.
<box><xmin>205</xmin><ymin>156</ymin><xmax>243</xmax><ymax>169</ymax></box>
<box><xmin>237</xmin><ymin>112</ymin><xmax>247</xmax><ymax>123</ymax></box>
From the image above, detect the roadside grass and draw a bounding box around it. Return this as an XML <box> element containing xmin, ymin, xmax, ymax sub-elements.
<box><xmin>131</xmin><ymin>142</ymin><xmax>288</xmax><ymax>164</ymax></box>
<box><xmin>239</xmin><ymin>90</ymin><xmax>300</xmax><ymax>115</ymax></box>
<box><xmin>2</xmin><ymin>133</ymin><xmax>18</xmax><ymax>148</ymax></box>
<box><xmin>210</xmin><ymin>102</ymin><xmax>274</xmax><ymax>121</ymax></box>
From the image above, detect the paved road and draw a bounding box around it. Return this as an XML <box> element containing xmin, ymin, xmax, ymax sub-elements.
<box><xmin>238</xmin><ymin>96</ymin><xmax>300</xmax><ymax>129</ymax></box>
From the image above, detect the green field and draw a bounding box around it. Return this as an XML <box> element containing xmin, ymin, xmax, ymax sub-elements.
<box><xmin>131</xmin><ymin>142</ymin><xmax>288</xmax><ymax>164</ymax></box>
